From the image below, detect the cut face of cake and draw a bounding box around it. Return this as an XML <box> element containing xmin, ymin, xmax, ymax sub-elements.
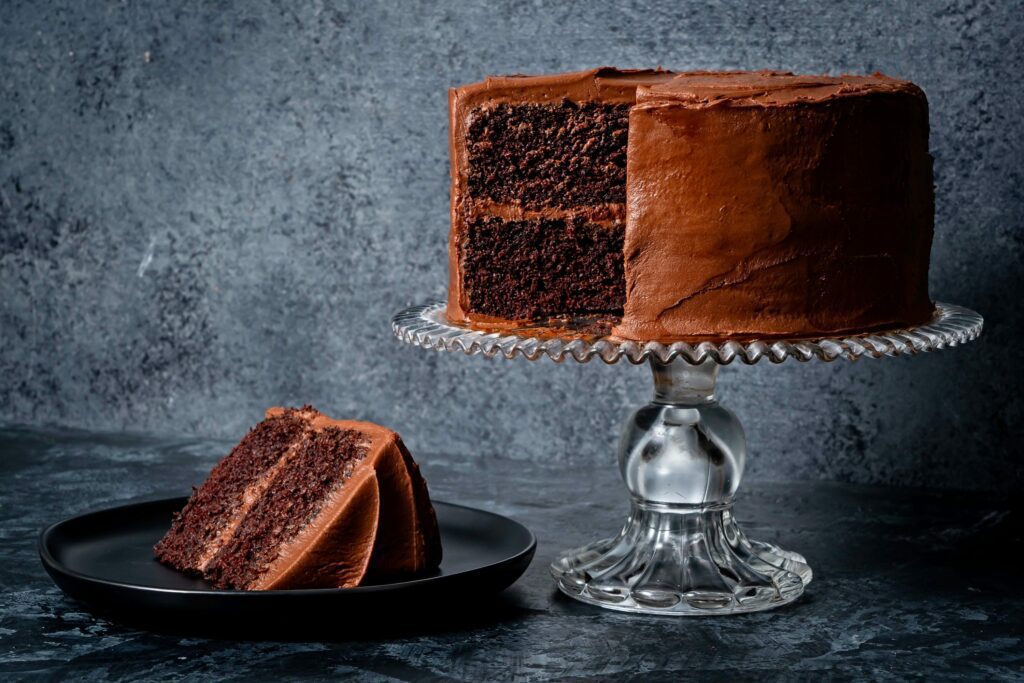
<box><xmin>446</xmin><ymin>68</ymin><xmax>936</xmax><ymax>340</ymax></box>
<box><xmin>154</xmin><ymin>407</ymin><xmax>441</xmax><ymax>590</ymax></box>
<box><xmin>447</xmin><ymin>68</ymin><xmax>675</xmax><ymax>323</ymax></box>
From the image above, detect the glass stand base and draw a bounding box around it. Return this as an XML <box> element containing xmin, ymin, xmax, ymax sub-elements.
<box><xmin>551</xmin><ymin>503</ymin><xmax>812</xmax><ymax>615</ymax></box>
<box><xmin>549</xmin><ymin>359</ymin><xmax>813</xmax><ymax>616</ymax></box>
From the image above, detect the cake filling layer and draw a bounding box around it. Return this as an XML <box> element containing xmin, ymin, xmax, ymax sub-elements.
<box><xmin>153</xmin><ymin>411</ymin><xmax>306</xmax><ymax>575</ymax></box>
<box><xmin>204</xmin><ymin>427</ymin><xmax>369</xmax><ymax>589</ymax></box>
<box><xmin>466</xmin><ymin>101</ymin><xmax>630</xmax><ymax>209</ymax></box>
<box><xmin>461</xmin><ymin>216</ymin><xmax>625</xmax><ymax>319</ymax></box>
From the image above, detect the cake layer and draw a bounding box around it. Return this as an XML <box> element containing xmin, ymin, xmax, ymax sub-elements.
<box><xmin>155</xmin><ymin>407</ymin><xmax>441</xmax><ymax>590</ymax></box>
<box><xmin>462</xmin><ymin>216</ymin><xmax>625</xmax><ymax>319</ymax></box>
<box><xmin>616</xmin><ymin>71</ymin><xmax>934</xmax><ymax>339</ymax></box>
<box><xmin>153</xmin><ymin>410</ymin><xmax>306</xmax><ymax>576</ymax></box>
<box><xmin>203</xmin><ymin>425</ymin><xmax>370</xmax><ymax>589</ymax></box>
<box><xmin>448</xmin><ymin>68</ymin><xmax>674</xmax><ymax>324</ymax></box>
<box><xmin>467</xmin><ymin>100</ymin><xmax>631</xmax><ymax>209</ymax></box>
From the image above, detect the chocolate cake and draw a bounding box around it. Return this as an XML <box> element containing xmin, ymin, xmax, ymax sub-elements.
<box><xmin>155</xmin><ymin>407</ymin><xmax>441</xmax><ymax>590</ymax></box>
<box><xmin>446</xmin><ymin>69</ymin><xmax>936</xmax><ymax>339</ymax></box>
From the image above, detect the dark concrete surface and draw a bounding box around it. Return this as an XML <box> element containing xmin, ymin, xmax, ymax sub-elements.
<box><xmin>1</xmin><ymin>1</ymin><xmax>1021</xmax><ymax>492</ymax></box>
<box><xmin>1</xmin><ymin>427</ymin><xmax>1021</xmax><ymax>681</ymax></box>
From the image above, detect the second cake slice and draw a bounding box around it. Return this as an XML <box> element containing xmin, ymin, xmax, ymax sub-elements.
<box><xmin>155</xmin><ymin>406</ymin><xmax>441</xmax><ymax>590</ymax></box>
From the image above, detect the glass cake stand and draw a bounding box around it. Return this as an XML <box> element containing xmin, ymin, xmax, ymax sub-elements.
<box><xmin>392</xmin><ymin>301</ymin><xmax>983</xmax><ymax>616</ymax></box>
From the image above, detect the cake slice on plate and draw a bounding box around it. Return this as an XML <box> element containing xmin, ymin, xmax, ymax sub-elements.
<box><xmin>155</xmin><ymin>406</ymin><xmax>441</xmax><ymax>590</ymax></box>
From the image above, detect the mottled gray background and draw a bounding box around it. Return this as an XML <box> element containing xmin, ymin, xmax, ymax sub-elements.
<box><xmin>1</xmin><ymin>1</ymin><xmax>1021</xmax><ymax>491</ymax></box>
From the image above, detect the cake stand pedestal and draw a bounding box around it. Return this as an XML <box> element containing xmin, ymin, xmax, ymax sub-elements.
<box><xmin>392</xmin><ymin>302</ymin><xmax>982</xmax><ymax>616</ymax></box>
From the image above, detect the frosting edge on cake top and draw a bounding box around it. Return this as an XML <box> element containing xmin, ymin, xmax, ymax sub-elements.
<box><xmin>451</xmin><ymin>67</ymin><xmax>676</xmax><ymax>105</ymax></box>
<box><xmin>636</xmin><ymin>70</ymin><xmax>927</xmax><ymax>109</ymax></box>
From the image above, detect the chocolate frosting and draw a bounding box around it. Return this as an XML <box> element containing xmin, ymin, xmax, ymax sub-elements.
<box><xmin>452</xmin><ymin>67</ymin><xmax>676</xmax><ymax>107</ymax></box>
<box><xmin>616</xmin><ymin>70</ymin><xmax>934</xmax><ymax>340</ymax></box>
<box><xmin>637</xmin><ymin>70</ymin><xmax>925</xmax><ymax>108</ymax></box>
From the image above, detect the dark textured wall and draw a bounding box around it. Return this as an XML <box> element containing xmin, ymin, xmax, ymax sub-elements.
<box><xmin>1</xmin><ymin>1</ymin><xmax>1021</xmax><ymax>491</ymax></box>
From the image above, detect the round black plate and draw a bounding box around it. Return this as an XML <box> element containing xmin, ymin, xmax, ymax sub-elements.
<box><xmin>39</xmin><ymin>497</ymin><xmax>535</xmax><ymax>630</ymax></box>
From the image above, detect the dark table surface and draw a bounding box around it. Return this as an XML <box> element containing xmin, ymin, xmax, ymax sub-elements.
<box><xmin>1</xmin><ymin>426</ymin><xmax>1021</xmax><ymax>681</ymax></box>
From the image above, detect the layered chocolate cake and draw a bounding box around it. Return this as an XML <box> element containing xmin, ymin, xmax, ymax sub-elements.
<box><xmin>155</xmin><ymin>407</ymin><xmax>441</xmax><ymax>590</ymax></box>
<box><xmin>446</xmin><ymin>69</ymin><xmax>936</xmax><ymax>339</ymax></box>
<box><xmin>447</xmin><ymin>68</ymin><xmax>675</xmax><ymax>323</ymax></box>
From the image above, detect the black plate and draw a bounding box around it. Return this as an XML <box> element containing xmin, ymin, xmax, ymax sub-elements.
<box><xmin>39</xmin><ymin>497</ymin><xmax>535</xmax><ymax>631</ymax></box>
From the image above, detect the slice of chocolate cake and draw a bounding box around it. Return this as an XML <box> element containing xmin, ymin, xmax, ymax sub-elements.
<box><xmin>447</xmin><ymin>68</ymin><xmax>675</xmax><ymax>324</ymax></box>
<box><xmin>155</xmin><ymin>407</ymin><xmax>441</xmax><ymax>590</ymax></box>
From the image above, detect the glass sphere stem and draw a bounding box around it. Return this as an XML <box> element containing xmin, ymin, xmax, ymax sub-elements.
<box><xmin>650</xmin><ymin>359</ymin><xmax>719</xmax><ymax>405</ymax></box>
<box><xmin>619</xmin><ymin>360</ymin><xmax>743</xmax><ymax>509</ymax></box>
